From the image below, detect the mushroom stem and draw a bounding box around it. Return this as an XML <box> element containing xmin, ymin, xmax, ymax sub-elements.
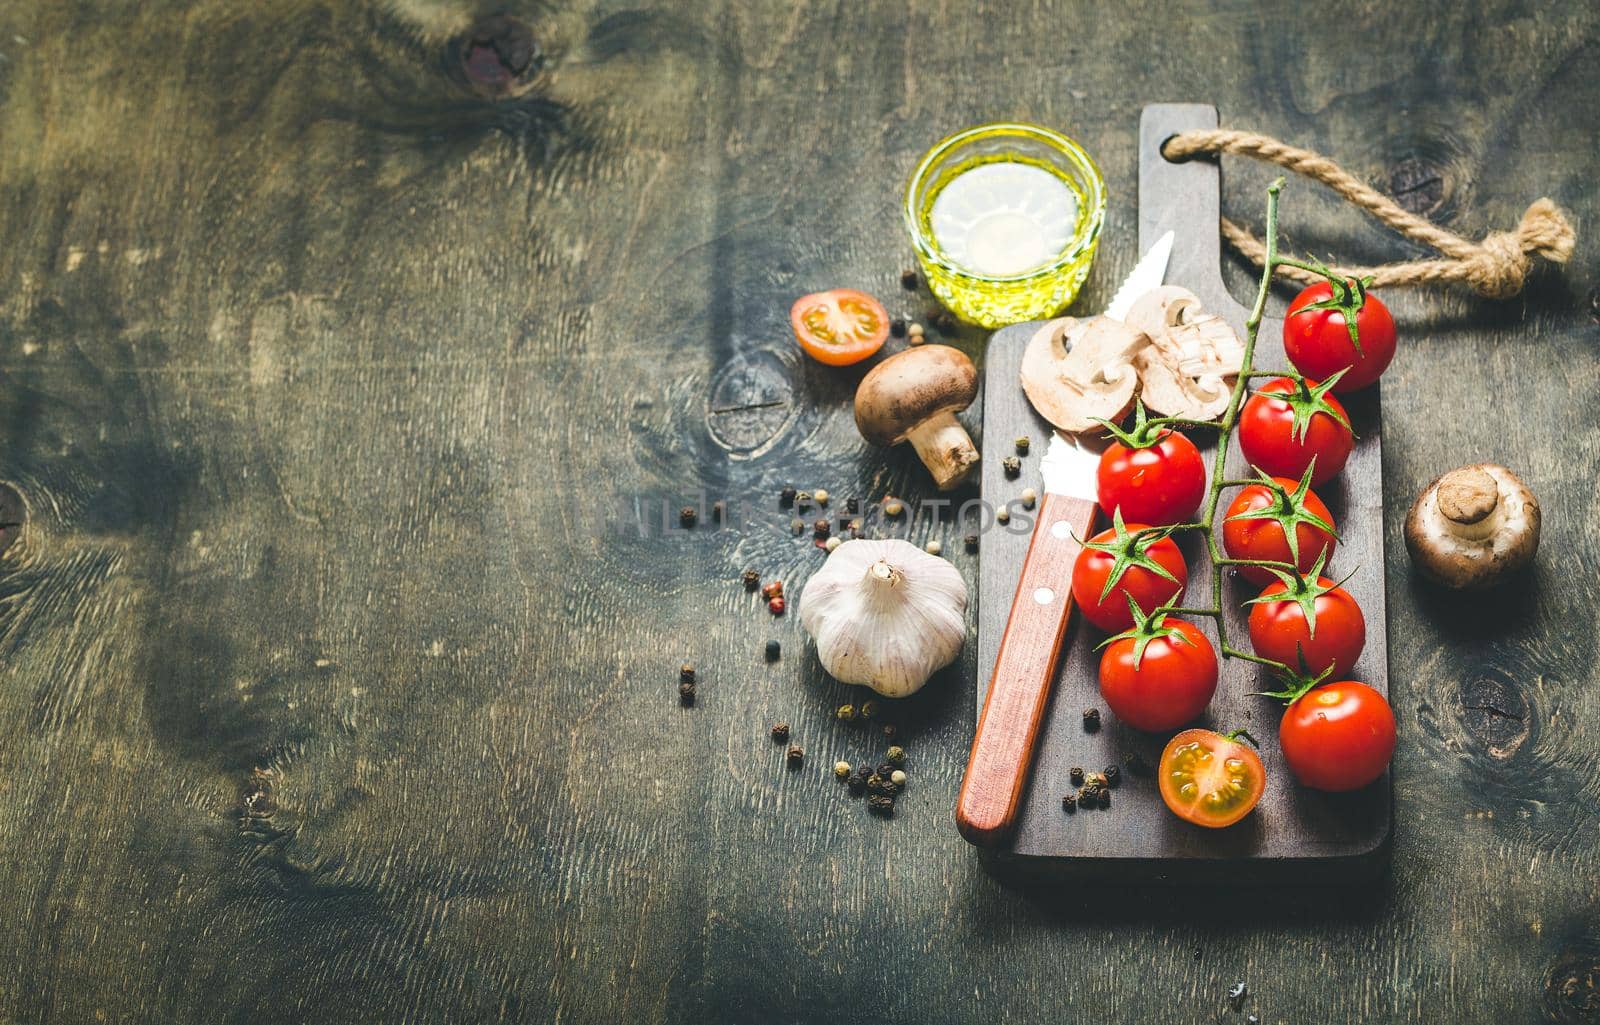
<box><xmin>1435</xmin><ymin>466</ymin><xmax>1503</xmax><ymax>541</ymax></box>
<box><xmin>905</xmin><ymin>411</ymin><xmax>980</xmax><ymax>490</ymax></box>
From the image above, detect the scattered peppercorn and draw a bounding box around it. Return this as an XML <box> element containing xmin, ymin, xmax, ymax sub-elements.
<box><xmin>790</xmin><ymin>518</ymin><xmax>805</xmax><ymax>535</ymax></box>
<box><xmin>867</xmin><ymin>793</ymin><xmax>896</xmax><ymax>816</ymax></box>
<box><xmin>1086</xmin><ymin>771</ymin><xmax>1108</xmax><ymax>789</ymax></box>
<box><xmin>768</xmin><ymin>596</ymin><xmax>786</xmax><ymax>615</ymax></box>
<box><xmin>834</xmin><ymin>760</ymin><xmax>852</xmax><ymax>780</ymax></box>
<box><xmin>765</xmin><ymin>639</ymin><xmax>781</xmax><ymax>662</ymax></box>
<box><xmin>901</xmin><ymin>269</ymin><xmax>919</xmax><ymax>290</ymax></box>
<box><xmin>996</xmin><ymin>507</ymin><xmax>1010</xmax><ymax>525</ymax></box>
<box><xmin>761</xmin><ymin>580</ymin><xmax>784</xmax><ymax>600</ymax></box>
<box><xmin>847</xmin><ymin>518</ymin><xmax>863</xmax><ymax>537</ymax></box>
<box><xmin>964</xmin><ymin>533</ymin><xmax>979</xmax><ymax>553</ymax></box>
<box><xmin>883</xmin><ymin>497</ymin><xmax>905</xmax><ymax>518</ymax></box>
<box><xmin>890</xmin><ymin>769</ymin><xmax>907</xmax><ymax>787</ymax></box>
<box><xmin>711</xmin><ymin>500</ymin><xmax>725</xmax><ymax>522</ymax></box>
<box><xmin>786</xmin><ymin>745</ymin><xmax>804</xmax><ymax>767</ymax></box>
<box><xmin>925</xmin><ymin>539</ymin><xmax>942</xmax><ymax>555</ymax></box>
<box><xmin>836</xmin><ymin>704</ymin><xmax>857</xmax><ymax>722</ymax></box>
<box><xmin>742</xmin><ymin>568</ymin><xmax>760</xmax><ymax>591</ymax></box>
<box><xmin>1015</xmin><ymin>436</ymin><xmax>1030</xmax><ymax>455</ymax></box>
<box><xmin>859</xmin><ymin>700</ymin><xmax>879</xmax><ymax>720</ymax></box>
<box><xmin>886</xmin><ymin>746</ymin><xmax>906</xmax><ymax>766</ymax></box>
<box><xmin>1097</xmin><ymin>788</ymin><xmax>1111</xmax><ymax>809</ymax></box>
<box><xmin>679</xmin><ymin>506</ymin><xmax>698</xmax><ymax>527</ymax></box>
<box><xmin>908</xmin><ymin>332</ymin><xmax>926</xmax><ymax>346</ymax></box>
<box><xmin>890</xmin><ymin>318</ymin><xmax>907</xmax><ymax>338</ymax></box>
<box><xmin>881</xmin><ymin>723</ymin><xmax>897</xmax><ymax>739</ymax></box>
<box><xmin>866</xmin><ymin>773</ymin><xmax>889</xmax><ymax>795</ymax></box>
<box><xmin>1246</xmin><ymin>1017</ymin><xmax>1260</xmax><ymax>1025</ymax></box>
<box><xmin>1062</xmin><ymin>793</ymin><xmax>1077</xmax><ymax>812</ymax></box>
<box><xmin>1069</xmin><ymin>766</ymin><xmax>1085</xmax><ymax>786</ymax></box>
<box><xmin>813</xmin><ymin>489</ymin><xmax>830</xmax><ymax>506</ymax></box>
<box><xmin>770</xmin><ymin>722</ymin><xmax>790</xmax><ymax>742</ymax></box>
<box><xmin>1002</xmin><ymin>456</ymin><xmax>1021</xmax><ymax>478</ymax></box>
<box><xmin>1020</xmin><ymin>487</ymin><xmax>1037</xmax><ymax>509</ymax></box>
<box><xmin>680</xmin><ymin>663</ymin><xmax>696</xmax><ymax>683</ymax></box>
<box><xmin>930</xmin><ymin>312</ymin><xmax>954</xmax><ymax>333</ymax></box>
<box><xmin>780</xmin><ymin>485</ymin><xmax>797</xmax><ymax>507</ymax></box>
<box><xmin>678</xmin><ymin>680</ymin><xmax>695</xmax><ymax>705</ymax></box>
<box><xmin>824</xmin><ymin>536</ymin><xmax>841</xmax><ymax>552</ymax></box>
<box><xmin>847</xmin><ymin>767</ymin><xmax>869</xmax><ymax>795</ymax></box>
<box><xmin>1083</xmin><ymin>708</ymin><xmax>1101</xmax><ymax>731</ymax></box>
<box><xmin>814</xmin><ymin>518</ymin><xmax>831</xmax><ymax>538</ymax></box>
<box><xmin>846</xmin><ymin>497</ymin><xmax>860</xmax><ymax>514</ymax></box>
<box><xmin>1104</xmin><ymin>765</ymin><xmax>1121</xmax><ymax>787</ymax></box>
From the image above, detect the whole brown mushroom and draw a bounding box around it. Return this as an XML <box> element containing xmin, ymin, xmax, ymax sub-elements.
<box><xmin>854</xmin><ymin>344</ymin><xmax>979</xmax><ymax>490</ymax></box>
<box><xmin>1404</xmin><ymin>463</ymin><xmax>1540</xmax><ymax>590</ymax></box>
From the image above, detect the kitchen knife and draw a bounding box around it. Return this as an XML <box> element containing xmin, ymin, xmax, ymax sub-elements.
<box><xmin>955</xmin><ymin>233</ymin><xmax>1173</xmax><ymax>847</ymax></box>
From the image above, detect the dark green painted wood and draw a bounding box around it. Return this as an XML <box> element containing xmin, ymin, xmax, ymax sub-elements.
<box><xmin>0</xmin><ymin>2</ymin><xmax>1596</xmax><ymax>1023</ymax></box>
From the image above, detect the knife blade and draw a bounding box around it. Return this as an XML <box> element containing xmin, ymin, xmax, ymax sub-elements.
<box><xmin>955</xmin><ymin>237</ymin><xmax>1173</xmax><ymax>847</ymax></box>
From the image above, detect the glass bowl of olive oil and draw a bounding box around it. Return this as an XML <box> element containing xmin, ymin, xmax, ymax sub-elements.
<box><xmin>905</xmin><ymin>123</ymin><xmax>1106</xmax><ymax>329</ymax></box>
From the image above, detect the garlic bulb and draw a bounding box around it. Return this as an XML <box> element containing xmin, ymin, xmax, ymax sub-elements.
<box><xmin>798</xmin><ymin>538</ymin><xmax>968</xmax><ymax>697</ymax></box>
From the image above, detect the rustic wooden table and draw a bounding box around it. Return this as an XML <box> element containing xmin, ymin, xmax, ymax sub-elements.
<box><xmin>1</xmin><ymin>2</ymin><xmax>1596</xmax><ymax>1022</ymax></box>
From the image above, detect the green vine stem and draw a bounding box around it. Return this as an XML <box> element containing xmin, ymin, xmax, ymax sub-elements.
<box><xmin>1131</xmin><ymin>176</ymin><xmax>1304</xmax><ymax>679</ymax></box>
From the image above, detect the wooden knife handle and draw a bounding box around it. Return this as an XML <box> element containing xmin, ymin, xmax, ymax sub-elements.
<box><xmin>956</xmin><ymin>491</ymin><xmax>1097</xmax><ymax>847</ymax></box>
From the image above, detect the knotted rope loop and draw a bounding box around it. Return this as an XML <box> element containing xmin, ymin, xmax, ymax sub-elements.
<box><xmin>1162</xmin><ymin>128</ymin><xmax>1575</xmax><ymax>299</ymax></box>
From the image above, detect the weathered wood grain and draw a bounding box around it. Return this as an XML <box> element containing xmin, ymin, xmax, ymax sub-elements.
<box><xmin>0</xmin><ymin>0</ymin><xmax>1596</xmax><ymax>1023</ymax></box>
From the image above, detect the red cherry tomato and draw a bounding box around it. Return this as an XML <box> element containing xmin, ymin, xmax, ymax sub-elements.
<box><xmin>1238</xmin><ymin>377</ymin><xmax>1353</xmax><ymax>486</ymax></box>
<box><xmin>1284</xmin><ymin>281</ymin><xmax>1396</xmax><ymax>393</ymax></box>
<box><xmin>1158</xmin><ymin>729</ymin><xmax>1266</xmax><ymax>828</ymax></box>
<box><xmin>1098</xmin><ymin>617</ymin><xmax>1217</xmax><ymax>732</ymax></box>
<box><xmin>1279</xmin><ymin>681</ymin><xmax>1395</xmax><ymax>792</ymax></box>
<box><xmin>789</xmin><ymin>289</ymin><xmax>889</xmax><ymax>366</ymax></box>
<box><xmin>1070</xmin><ymin>518</ymin><xmax>1188</xmax><ymax>633</ymax></box>
<box><xmin>1247</xmin><ymin>574</ymin><xmax>1366</xmax><ymax>680</ymax></box>
<box><xmin>1096</xmin><ymin>429</ymin><xmax>1206</xmax><ymax>527</ymax></box>
<box><xmin>1222</xmin><ymin>475</ymin><xmax>1337</xmax><ymax>586</ymax></box>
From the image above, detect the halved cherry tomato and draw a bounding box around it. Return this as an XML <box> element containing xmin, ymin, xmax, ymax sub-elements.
<box><xmin>1246</xmin><ymin>569</ymin><xmax>1365</xmax><ymax>681</ymax></box>
<box><xmin>1278</xmin><ymin>681</ymin><xmax>1395</xmax><ymax>792</ymax></box>
<box><xmin>789</xmin><ymin>289</ymin><xmax>889</xmax><ymax>366</ymax></box>
<box><xmin>1097</xmin><ymin>428</ymin><xmax>1206</xmax><ymax>527</ymax></box>
<box><xmin>1098</xmin><ymin>612</ymin><xmax>1217</xmax><ymax>732</ymax></box>
<box><xmin>1238</xmin><ymin>376</ymin><xmax>1354</xmax><ymax>486</ymax></box>
<box><xmin>1222</xmin><ymin>468</ymin><xmax>1338</xmax><ymax>586</ymax></box>
<box><xmin>1284</xmin><ymin>279</ymin><xmax>1396</xmax><ymax>393</ymax></box>
<box><xmin>1070</xmin><ymin>512</ymin><xmax>1188</xmax><ymax>632</ymax></box>
<box><xmin>1158</xmin><ymin>729</ymin><xmax>1266</xmax><ymax>828</ymax></box>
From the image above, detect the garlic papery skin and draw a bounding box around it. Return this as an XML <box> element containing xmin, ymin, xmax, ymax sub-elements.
<box><xmin>799</xmin><ymin>538</ymin><xmax>968</xmax><ymax>698</ymax></box>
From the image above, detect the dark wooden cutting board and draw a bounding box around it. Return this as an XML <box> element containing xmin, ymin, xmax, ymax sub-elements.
<box><xmin>973</xmin><ymin>104</ymin><xmax>1391</xmax><ymax>880</ymax></box>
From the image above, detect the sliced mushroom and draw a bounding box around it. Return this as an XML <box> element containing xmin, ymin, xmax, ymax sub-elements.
<box><xmin>1019</xmin><ymin>315</ymin><xmax>1147</xmax><ymax>434</ymax></box>
<box><xmin>1125</xmin><ymin>286</ymin><xmax>1244</xmax><ymax>421</ymax></box>
<box><xmin>1404</xmin><ymin>463</ymin><xmax>1540</xmax><ymax>590</ymax></box>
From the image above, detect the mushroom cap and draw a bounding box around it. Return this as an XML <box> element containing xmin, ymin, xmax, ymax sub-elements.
<box><xmin>854</xmin><ymin>344</ymin><xmax>978</xmax><ymax>447</ymax></box>
<box><xmin>1019</xmin><ymin>316</ymin><xmax>1146</xmax><ymax>433</ymax></box>
<box><xmin>1404</xmin><ymin>463</ymin><xmax>1540</xmax><ymax>590</ymax></box>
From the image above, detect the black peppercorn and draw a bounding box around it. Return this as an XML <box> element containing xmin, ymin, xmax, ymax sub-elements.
<box><xmin>679</xmin><ymin>505</ymin><xmax>697</xmax><ymax>527</ymax></box>
<box><xmin>900</xmin><ymin>269</ymin><xmax>919</xmax><ymax>291</ymax></box>
<box><xmin>846</xmin><ymin>497</ymin><xmax>860</xmax><ymax>514</ymax></box>
<box><xmin>813</xmin><ymin>519</ymin><xmax>830</xmax><ymax>538</ymax></box>
<box><xmin>847</xmin><ymin>767</ymin><xmax>869</xmax><ymax>795</ymax></box>
<box><xmin>770</xmin><ymin>722</ymin><xmax>790</xmax><ymax>742</ymax></box>
<box><xmin>680</xmin><ymin>664</ymin><xmax>695</xmax><ymax>683</ymax></box>
<box><xmin>1015</xmin><ymin>436</ymin><xmax>1030</xmax><ymax>455</ymax></box>
<box><xmin>1069</xmin><ymin>766</ymin><xmax>1084</xmax><ymax>786</ymax></box>
<box><xmin>930</xmin><ymin>311</ymin><xmax>954</xmax><ymax>333</ymax></box>
<box><xmin>764</xmin><ymin>639</ymin><xmax>781</xmax><ymax>662</ymax></box>
<box><xmin>964</xmin><ymin>533</ymin><xmax>979</xmax><ymax>553</ymax></box>
<box><xmin>1104</xmin><ymin>765</ymin><xmax>1121</xmax><ymax>787</ymax></box>
<box><xmin>872</xmin><ymin>763</ymin><xmax>893</xmax><ymax>780</ymax></box>
<box><xmin>1097</xmin><ymin>788</ymin><xmax>1110</xmax><ymax>809</ymax></box>
<box><xmin>1002</xmin><ymin>456</ymin><xmax>1021</xmax><ymax>479</ymax></box>
<box><xmin>867</xmin><ymin>793</ymin><xmax>896</xmax><ymax>816</ymax></box>
<box><xmin>890</xmin><ymin>318</ymin><xmax>907</xmax><ymax>337</ymax></box>
<box><xmin>678</xmin><ymin>680</ymin><xmax>695</xmax><ymax>705</ymax></box>
<box><xmin>866</xmin><ymin>773</ymin><xmax>888</xmax><ymax>795</ymax></box>
<box><xmin>786</xmin><ymin>745</ymin><xmax>804</xmax><ymax>767</ymax></box>
<box><xmin>881</xmin><ymin>723</ymin><xmax>897</xmax><ymax>739</ymax></box>
<box><xmin>711</xmin><ymin>500</ymin><xmax>725</xmax><ymax>523</ymax></box>
<box><xmin>1083</xmin><ymin>708</ymin><xmax>1101</xmax><ymax>731</ymax></box>
<box><xmin>780</xmin><ymin>485</ymin><xmax>797</xmax><ymax>507</ymax></box>
<box><xmin>742</xmin><ymin>568</ymin><xmax>760</xmax><ymax>591</ymax></box>
<box><xmin>1062</xmin><ymin>793</ymin><xmax>1076</xmax><ymax>812</ymax></box>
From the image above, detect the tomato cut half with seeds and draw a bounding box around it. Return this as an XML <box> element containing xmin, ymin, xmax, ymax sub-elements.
<box><xmin>1158</xmin><ymin>729</ymin><xmax>1266</xmax><ymax>828</ymax></box>
<box><xmin>790</xmin><ymin>289</ymin><xmax>890</xmax><ymax>366</ymax></box>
